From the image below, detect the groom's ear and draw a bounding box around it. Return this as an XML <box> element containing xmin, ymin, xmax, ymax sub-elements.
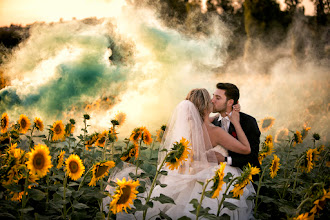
<box><xmin>227</xmin><ymin>99</ymin><xmax>234</xmax><ymax>107</ymax></box>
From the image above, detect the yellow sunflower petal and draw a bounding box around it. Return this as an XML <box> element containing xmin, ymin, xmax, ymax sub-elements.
<box><xmin>65</xmin><ymin>154</ymin><xmax>85</xmax><ymax>181</ymax></box>
<box><xmin>1</xmin><ymin>112</ymin><xmax>9</xmax><ymax>133</ymax></box>
<box><xmin>18</xmin><ymin>114</ymin><xmax>31</xmax><ymax>134</ymax></box>
<box><xmin>26</xmin><ymin>144</ymin><xmax>52</xmax><ymax>178</ymax></box>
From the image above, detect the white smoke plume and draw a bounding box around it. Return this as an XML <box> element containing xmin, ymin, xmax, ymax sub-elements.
<box><xmin>0</xmin><ymin>2</ymin><xmax>329</xmax><ymax>142</ymax></box>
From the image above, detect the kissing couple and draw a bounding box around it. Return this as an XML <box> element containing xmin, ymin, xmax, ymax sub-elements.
<box><xmin>108</xmin><ymin>83</ymin><xmax>261</xmax><ymax>219</ymax></box>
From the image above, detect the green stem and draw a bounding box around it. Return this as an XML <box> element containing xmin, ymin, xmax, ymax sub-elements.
<box><xmin>20</xmin><ymin>172</ymin><xmax>30</xmax><ymax>220</ymax></box>
<box><xmin>142</xmin><ymin>152</ymin><xmax>169</xmax><ymax>220</ymax></box>
<box><xmin>46</xmin><ymin>175</ymin><xmax>50</xmax><ymax>211</ymax></box>
<box><xmin>283</xmin><ymin>139</ymin><xmax>294</xmax><ymax>179</ymax></box>
<box><xmin>254</xmin><ymin>165</ymin><xmax>269</xmax><ymax>213</ymax></box>
<box><xmin>78</xmin><ymin>166</ymin><xmax>94</xmax><ymax>191</ymax></box>
<box><xmin>295</xmin><ymin>198</ymin><xmax>312</xmax><ymax>215</ymax></box>
<box><xmin>196</xmin><ymin>179</ymin><xmax>212</xmax><ymax>220</ymax></box>
<box><xmin>63</xmin><ymin>175</ymin><xmax>68</xmax><ymax>219</ymax></box>
<box><xmin>317</xmin><ymin>148</ymin><xmax>329</xmax><ymax>173</ymax></box>
<box><xmin>291</xmin><ymin>158</ymin><xmax>304</xmax><ymax>201</ymax></box>
<box><xmin>29</xmin><ymin>126</ymin><xmax>35</xmax><ymax>150</ymax></box>
<box><xmin>217</xmin><ymin>177</ymin><xmax>240</xmax><ymax>216</ymax></box>
<box><xmin>135</xmin><ymin>139</ymin><xmax>143</xmax><ymax>176</ymax></box>
<box><xmin>149</xmin><ymin>141</ymin><xmax>155</xmax><ymax>160</ymax></box>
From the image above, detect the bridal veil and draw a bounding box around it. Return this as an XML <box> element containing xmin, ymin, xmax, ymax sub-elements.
<box><xmin>158</xmin><ymin>100</ymin><xmax>218</xmax><ymax>174</ymax></box>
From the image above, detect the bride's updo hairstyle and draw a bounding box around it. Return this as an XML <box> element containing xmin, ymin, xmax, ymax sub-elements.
<box><xmin>186</xmin><ymin>88</ymin><xmax>211</xmax><ymax>120</ymax></box>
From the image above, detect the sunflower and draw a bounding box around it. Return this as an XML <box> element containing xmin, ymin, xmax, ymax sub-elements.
<box><xmin>95</xmin><ymin>131</ymin><xmax>108</xmax><ymax>148</ymax></box>
<box><xmin>293</xmin><ymin>131</ymin><xmax>303</xmax><ymax>146</ymax></box>
<box><xmin>85</xmin><ymin>133</ymin><xmax>99</xmax><ymax>150</ymax></box>
<box><xmin>34</xmin><ymin>117</ymin><xmax>44</xmax><ymax>131</ymax></box>
<box><xmin>65</xmin><ymin>154</ymin><xmax>85</xmax><ymax>181</ymax></box>
<box><xmin>261</xmin><ymin>135</ymin><xmax>273</xmax><ymax>156</ymax></box>
<box><xmin>293</xmin><ymin>212</ymin><xmax>314</xmax><ymax>220</ymax></box>
<box><xmin>306</xmin><ymin>149</ymin><xmax>314</xmax><ymax>173</ymax></box>
<box><xmin>64</xmin><ymin>123</ymin><xmax>75</xmax><ymax>137</ymax></box>
<box><xmin>258</xmin><ymin>152</ymin><xmax>266</xmax><ymax>165</ymax></box>
<box><xmin>26</xmin><ymin>144</ymin><xmax>52</xmax><ymax>178</ymax></box>
<box><xmin>89</xmin><ymin>161</ymin><xmax>115</xmax><ymax>186</ymax></box>
<box><xmin>56</xmin><ymin>150</ymin><xmax>65</xmax><ymax>169</ymax></box>
<box><xmin>142</xmin><ymin>127</ymin><xmax>153</xmax><ymax>145</ymax></box>
<box><xmin>10</xmin><ymin>191</ymin><xmax>26</xmax><ymax>202</ymax></box>
<box><xmin>259</xmin><ymin>117</ymin><xmax>275</xmax><ymax>132</ymax></box>
<box><xmin>310</xmin><ymin>189</ymin><xmax>330</xmax><ymax>215</ymax></box>
<box><xmin>165</xmin><ymin>137</ymin><xmax>191</xmax><ymax>170</ymax></box>
<box><xmin>274</xmin><ymin>128</ymin><xmax>289</xmax><ymax>143</ymax></box>
<box><xmin>0</xmin><ymin>133</ymin><xmax>10</xmax><ymax>147</ymax></box>
<box><xmin>211</xmin><ymin>162</ymin><xmax>226</xmax><ymax>198</ymax></box>
<box><xmin>231</xmin><ymin>163</ymin><xmax>260</xmax><ymax>198</ymax></box>
<box><xmin>269</xmin><ymin>154</ymin><xmax>281</xmax><ymax>178</ymax></box>
<box><xmin>232</xmin><ymin>183</ymin><xmax>245</xmax><ymax>198</ymax></box>
<box><xmin>18</xmin><ymin>114</ymin><xmax>31</xmax><ymax>134</ymax></box>
<box><xmin>109</xmin><ymin>177</ymin><xmax>140</xmax><ymax>214</ymax></box>
<box><xmin>301</xmin><ymin>124</ymin><xmax>311</xmax><ymax>140</ymax></box>
<box><xmin>51</xmin><ymin>120</ymin><xmax>65</xmax><ymax>141</ymax></box>
<box><xmin>120</xmin><ymin>143</ymin><xmax>139</xmax><ymax>162</ymax></box>
<box><xmin>129</xmin><ymin>127</ymin><xmax>143</xmax><ymax>143</ymax></box>
<box><xmin>312</xmin><ymin>133</ymin><xmax>320</xmax><ymax>141</ymax></box>
<box><xmin>156</xmin><ymin>125</ymin><xmax>166</xmax><ymax>142</ymax></box>
<box><xmin>1</xmin><ymin>113</ymin><xmax>9</xmax><ymax>133</ymax></box>
<box><xmin>115</xmin><ymin>112</ymin><xmax>126</xmax><ymax>126</ymax></box>
<box><xmin>109</xmin><ymin>127</ymin><xmax>118</xmax><ymax>143</ymax></box>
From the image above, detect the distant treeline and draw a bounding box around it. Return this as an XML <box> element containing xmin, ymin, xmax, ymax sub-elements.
<box><xmin>0</xmin><ymin>0</ymin><xmax>329</xmax><ymax>86</ymax></box>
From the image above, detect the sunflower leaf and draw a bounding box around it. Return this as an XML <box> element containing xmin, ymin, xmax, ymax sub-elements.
<box><xmin>223</xmin><ymin>201</ymin><xmax>238</xmax><ymax>210</ymax></box>
<box><xmin>204</xmin><ymin>213</ymin><xmax>221</xmax><ymax>220</ymax></box>
<box><xmin>28</xmin><ymin>189</ymin><xmax>45</xmax><ymax>201</ymax></box>
<box><xmin>197</xmin><ymin>181</ymin><xmax>204</xmax><ymax>186</ymax></box>
<box><xmin>153</xmin><ymin>194</ymin><xmax>175</xmax><ymax>204</ymax></box>
<box><xmin>159</xmin><ymin>211</ymin><xmax>172</xmax><ymax>220</ymax></box>
<box><xmin>159</xmin><ymin>170</ymin><xmax>168</xmax><ymax>175</ymax></box>
<box><xmin>18</xmin><ymin>207</ymin><xmax>34</xmax><ymax>213</ymax></box>
<box><xmin>72</xmin><ymin>200</ymin><xmax>89</xmax><ymax>209</ymax></box>
<box><xmin>133</xmin><ymin>199</ymin><xmax>148</xmax><ymax>211</ymax></box>
<box><xmin>178</xmin><ymin>217</ymin><xmax>190</xmax><ymax>220</ymax></box>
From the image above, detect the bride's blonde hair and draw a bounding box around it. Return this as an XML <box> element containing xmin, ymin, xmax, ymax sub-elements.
<box><xmin>186</xmin><ymin>88</ymin><xmax>211</xmax><ymax>120</ymax></box>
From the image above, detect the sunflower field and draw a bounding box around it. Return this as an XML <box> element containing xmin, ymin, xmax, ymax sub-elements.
<box><xmin>0</xmin><ymin>112</ymin><xmax>329</xmax><ymax>220</ymax></box>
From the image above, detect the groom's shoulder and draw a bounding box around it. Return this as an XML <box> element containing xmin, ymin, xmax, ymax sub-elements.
<box><xmin>240</xmin><ymin>112</ymin><xmax>257</xmax><ymax>123</ymax></box>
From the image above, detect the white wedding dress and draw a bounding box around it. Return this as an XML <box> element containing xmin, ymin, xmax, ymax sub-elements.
<box><xmin>104</xmin><ymin>100</ymin><xmax>255</xmax><ymax>220</ymax></box>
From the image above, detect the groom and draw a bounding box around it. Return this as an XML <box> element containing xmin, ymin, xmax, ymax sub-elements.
<box><xmin>211</xmin><ymin>83</ymin><xmax>261</xmax><ymax>182</ymax></box>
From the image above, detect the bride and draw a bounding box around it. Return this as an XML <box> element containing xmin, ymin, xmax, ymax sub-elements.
<box><xmin>147</xmin><ymin>88</ymin><xmax>255</xmax><ymax>219</ymax></box>
<box><xmin>105</xmin><ymin>88</ymin><xmax>255</xmax><ymax>219</ymax></box>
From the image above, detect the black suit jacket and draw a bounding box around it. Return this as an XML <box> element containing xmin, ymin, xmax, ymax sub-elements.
<box><xmin>212</xmin><ymin>112</ymin><xmax>261</xmax><ymax>175</ymax></box>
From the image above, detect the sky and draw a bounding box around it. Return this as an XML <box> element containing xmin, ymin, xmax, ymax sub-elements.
<box><xmin>0</xmin><ymin>0</ymin><xmax>316</xmax><ymax>27</ymax></box>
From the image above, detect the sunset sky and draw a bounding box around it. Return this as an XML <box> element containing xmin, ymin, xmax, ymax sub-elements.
<box><xmin>0</xmin><ymin>0</ymin><xmax>315</xmax><ymax>27</ymax></box>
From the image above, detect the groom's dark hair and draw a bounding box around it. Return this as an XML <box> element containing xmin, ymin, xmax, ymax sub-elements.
<box><xmin>216</xmin><ymin>83</ymin><xmax>240</xmax><ymax>105</ymax></box>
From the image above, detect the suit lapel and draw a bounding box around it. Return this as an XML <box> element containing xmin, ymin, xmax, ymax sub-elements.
<box><xmin>212</xmin><ymin>117</ymin><xmax>222</xmax><ymax>127</ymax></box>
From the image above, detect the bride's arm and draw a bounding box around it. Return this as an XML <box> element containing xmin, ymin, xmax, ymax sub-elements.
<box><xmin>228</xmin><ymin>108</ymin><xmax>251</xmax><ymax>153</ymax></box>
<box><xmin>212</xmin><ymin>127</ymin><xmax>250</xmax><ymax>154</ymax></box>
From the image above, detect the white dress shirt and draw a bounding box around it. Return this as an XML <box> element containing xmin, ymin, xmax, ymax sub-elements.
<box><xmin>217</xmin><ymin>112</ymin><xmax>233</xmax><ymax>165</ymax></box>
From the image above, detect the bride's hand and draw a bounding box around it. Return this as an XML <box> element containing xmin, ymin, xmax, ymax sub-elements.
<box><xmin>227</xmin><ymin>103</ymin><xmax>240</xmax><ymax>124</ymax></box>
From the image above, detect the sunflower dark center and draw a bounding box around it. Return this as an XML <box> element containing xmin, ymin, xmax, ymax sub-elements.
<box><xmin>271</xmin><ymin>162</ymin><xmax>278</xmax><ymax>172</ymax></box>
<box><xmin>95</xmin><ymin>165</ymin><xmax>108</xmax><ymax>178</ymax></box>
<box><xmin>1</xmin><ymin>118</ymin><xmax>7</xmax><ymax>127</ymax></box>
<box><xmin>54</xmin><ymin>124</ymin><xmax>62</xmax><ymax>134</ymax></box>
<box><xmin>98</xmin><ymin>136</ymin><xmax>105</xmax><ymax>144</ymax></box>
<box><xmin>69</xmin><ymin>161</ymin><xmax>79</xmax><ymax>173</ymax></box>
<box><xmin>33</xmin><ymin>153</ymin><xmax>45</xmax><ymax>169</ymax></box>
<box><xmin>262</xmin><ymin>119</ymin><xmax>271</xmax><ymax>128</ymax></box>
<box><xmin>117</xmin><ymin>185</ymin><xmax>131</xmax><ymax>204</ymax></box>
<box><xmin>21</xmin><ymin>119</ymin><xmax>27</xmax><ymax>128</ymax></box>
